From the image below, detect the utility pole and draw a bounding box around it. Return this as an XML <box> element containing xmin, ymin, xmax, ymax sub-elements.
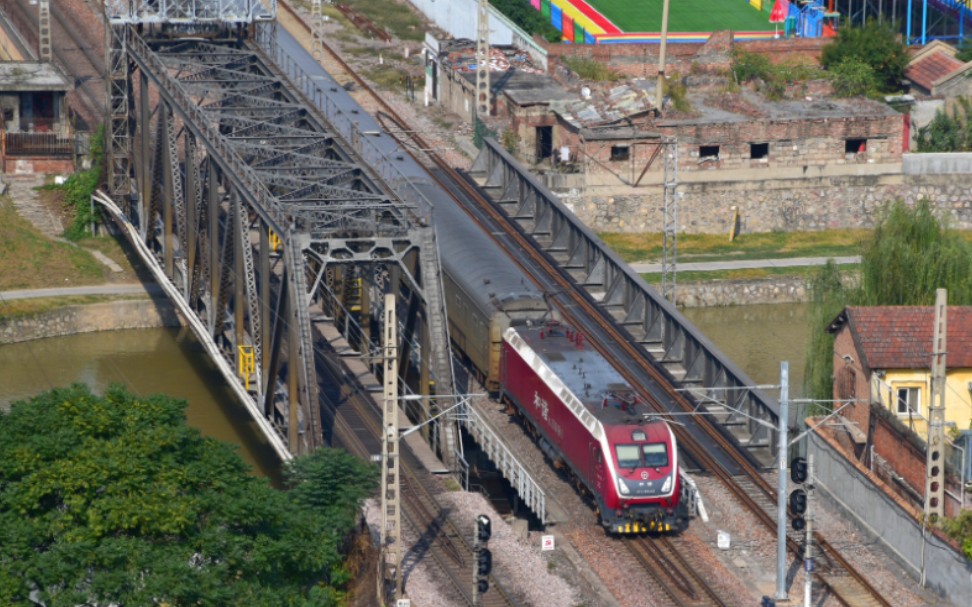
<box><xmin>655</xmin><ymin>0</ymin><xmax>671</xmax><ymax>112</ymax></box>
<box><xmin>310</xmin><ymin>0</ymin><xmax>324</xmax><ymax>61</ymax></box>
<box><xmin>38</xmin><ymin>0</ymin><xmax>51</xmax><ymax>62</ymax></box>
<box><xmin>475</xmin><ymin>0</ymin><xmax>491</xmax><ymax>120</ymax></box>
<box><xmin>661</xmin><ymin>137</ymin><xmax>678</xmax><ymax>302</ymax></box>
<box><xmin>379</xmin><ymin>293</ymin><xmax>403</xmax><ymax>603</ymax></box>
<box><xmin>776</xmin><ymin>362</ymin><xmax>789</xmax><ymax>602</ymax></box>
<box><xmin>926</xmin><ymin>288</ymin><xmax>947</xmax><ymax>520</ymax></box>
<box><xmin>803</xmin><ymin>454</ymin><xmax>814</xmax><ymax>607</ymax></box>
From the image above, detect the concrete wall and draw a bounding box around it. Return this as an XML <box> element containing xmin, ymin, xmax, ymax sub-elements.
<box><xmin>810</xmin><ymin>431</ymin><xmax>972</xmax><ymax>606</ymax></box>
<box><xmin>0</xmin><ymin>299</ymin><xmax>181</xmax><ymax>344</ymax></box>
<box><xmin>903</xmin><ymin>152</ymin><xmax>972</xmax><ymax>175</ymax></box>
<box><xmin>408</xmin><ymin>0</ymin><xmax>513</xmax><ymax>45</ymax></box>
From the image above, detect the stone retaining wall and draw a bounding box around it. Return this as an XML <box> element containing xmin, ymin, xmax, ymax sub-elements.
<box><xmin>0</xmin><ymin>299</ymin><xmax>181</xmax><ymax>344</ymax></box>
<box><xmin>563</xmin><ymin>173</ymin><xmax>972</xmax><ymax>234</ymax></box>
<box><xmin>675</xmin><ymin>276</ymin><xmax>808</xmax><ymax>307</ymax></box>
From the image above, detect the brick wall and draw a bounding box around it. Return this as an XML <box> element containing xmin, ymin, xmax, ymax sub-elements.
<box><xmin>832</xmin><ymin>326</ymin><xmax>871</xmax><ymax>439</ymax></box>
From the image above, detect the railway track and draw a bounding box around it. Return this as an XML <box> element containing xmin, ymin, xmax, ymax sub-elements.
<box><xmin>626</xmin><ymin>536</ymin><xmax>730</xmax><ymax>607</ymax></box>
<box><xmin>313</xmin><ymin>335</ymin><xmax>519</xmax><ymax>607</ymax></box>
<box><xmin>270</xmin><ymin>1</ymin><xmax>893</xmax><ymax>605</ymax></box>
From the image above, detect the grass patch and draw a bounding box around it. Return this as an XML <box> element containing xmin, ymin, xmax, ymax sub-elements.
<box><xmin>0</xmin><ymin>197</ymin><xmax>105</xmax><ymax>291</ymax></box>
<box><xmin>588</xmin><ymin>0</ymin><xmax>775</xmax><ymax>32</ymax></box>
<box><xmin>600</xmin><ymin>229</ymin><xmax>870</xmax><ymax>264</ymax></box>
<box><xmin>641</xmin><ymin>264</ymin><xmax>858</xmax><ymax>284</ymax></box>
<box><xmin>343</xmin><ymin>0</ymin><xmax>425</xmax><ymax>41</ymax></box>
<box><xmin>361</xmin><ymin>65</ymin><xmax>406</xmax><ymax>91</ymax></box>
<box><xmin>561</xmin><ymin>56</ymin><xmax>621</xmax><ymax>82</ymax></box>
<box><xmin>0</xmin><ymin>295</ymin><xmax>145</xmax><ymax>321</ymax></box>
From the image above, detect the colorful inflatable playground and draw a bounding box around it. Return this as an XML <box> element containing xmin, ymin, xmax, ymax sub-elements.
<box><xmin>526</xmin><ymin>0</ymin><xmax>840</xmax><ymax>44</ymax></box>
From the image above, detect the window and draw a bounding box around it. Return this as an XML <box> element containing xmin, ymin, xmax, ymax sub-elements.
<box><xmin>610</xmin><ymin>145</ymin><xmax>630</xmax><ymax>161</ymax></box>
<box><xmin>643</xmin><ymin>443</ymin><xmax>669</xmax><ymax>468</ymax></box>
<box><xmin>699</xmin><ymin>145</ymin><xmax>720</xmax><ymax>160</ymax></box>
<box><xmin>896</xmin><ymin>386</ymin><xmax>921</xmax><ymax>416</ymax></box>
<box><xmin>615</xmin><ymin>444</ymin><xmax>640</xmax><ymax>468</ymax></box>
<box><xmin>845</xmin><ymin>138</ymin><xmax>867</xmax><ymax>154</ymax></box>
<box><xmin>750</xmin><ymin>142</ymin><xmax>769</xmax><ymax>159</ymax></box>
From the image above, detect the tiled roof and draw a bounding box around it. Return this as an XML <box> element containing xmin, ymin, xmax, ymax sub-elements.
<box><xmin>836</xmin><ymin>306</ymin><xmax>972</xmax><ymax>370</ymax></box>
<box><xmin>905</xmin><ymin>51</ymin><xmax>964</xmax><ymax>93</ymax></box>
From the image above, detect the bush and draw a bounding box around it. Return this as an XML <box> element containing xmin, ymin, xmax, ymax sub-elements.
<box><xmin>829</xmin><ymin>57</ymin><xmax>879</xmax><ymax>98</ymax></box>
<box><xmin>560</xmin><ymin>56</ymin><xmax>621</xmax><ymax>81</ymax></box>
<box><xmin>731</xmin><ymin>50</ymin><xmax>821</xmax><ymax>100</ymax></box>
<box><xmin>820</xmin><ymin>21</ymin><xmax>907</xmax><ymax>92</ymax></box>
<box><xmin>45</xmin><ymin>128</ymin><xmax>105</xmax><ymax>241</ymax></box>
<box><xmin>915</xmin><ymin>98</ymin><xmax>972</xmax><ymax>152</ymax></box>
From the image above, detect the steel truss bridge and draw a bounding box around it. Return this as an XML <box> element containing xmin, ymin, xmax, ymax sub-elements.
<box><xmin>103</xmin><ymin>1</ymin><xmax>458</xmax><ymax>463</ymax></box>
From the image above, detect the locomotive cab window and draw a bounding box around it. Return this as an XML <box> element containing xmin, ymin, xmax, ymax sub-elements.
<box><xmin>615</xmin><ymin>444</ymin><xmax>641</xmax><ymax>469</ymax></box>
<box><xmin>643</xmin><ymin>443</ymin><xmax>669</xmax><ymax>468</ymax></box>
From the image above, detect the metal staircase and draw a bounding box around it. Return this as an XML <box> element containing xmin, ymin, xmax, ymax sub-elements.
<box><xmin>417</xmin><ymin>226</ymin><xmax>460</xmax><ymax>470</ymax></box>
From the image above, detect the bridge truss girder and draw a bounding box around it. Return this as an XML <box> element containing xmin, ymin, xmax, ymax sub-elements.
<box><xmin>105</xmin><ymin>23</ymin><xmax>458</xmax><ymax>464</ymax></box>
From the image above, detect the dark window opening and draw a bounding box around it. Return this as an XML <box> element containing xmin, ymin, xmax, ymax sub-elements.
<box><xmin>750</xmin><ymin>142</ymin><xmax>769</xmax><ymax>159</ymax></box>
<box><xmin>700</xmin><ymin>145</ymin><xmax>720</xmax><ymax>160</ymax></box>
<box><xmin>845</xmin><ymin>138</ymin><xmax>867</xmax><ymax>154</ymax></box>
<box><xmin>535</xmin><ymin>126</ymin><xmax>552</xmax><ymax>162</ymax></box>
<box><xmin>610</xmin><ymin>145</ymin><xmax>630</xmax><ymax>161</ymax></box>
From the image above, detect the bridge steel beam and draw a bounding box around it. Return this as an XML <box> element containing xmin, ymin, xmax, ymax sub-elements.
<box><xmin>470</xmin><ymin>138</ymin><xmax>780</xmax><ymax>465</ymax></box>
<box><xmin>104</xmin><ymin>22</ymin><xmax>458</xmax><ymax>467</ymax></box>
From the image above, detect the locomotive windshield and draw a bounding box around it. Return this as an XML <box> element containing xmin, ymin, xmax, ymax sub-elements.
<box><xmin>615</xmin><ymin>443</ymin><xmax>670</xmax><ymax>468</ymax></box>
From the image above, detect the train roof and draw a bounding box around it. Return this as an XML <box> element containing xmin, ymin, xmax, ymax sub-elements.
<box><xmin>410</xmin><ymin>177</ymin><xmax>547</xmax><ymax>314</ymax></box>
<box><xmin>505</xmin><ymin>323</ymin><xmax>665</xmax><ymax>430</ymax></box>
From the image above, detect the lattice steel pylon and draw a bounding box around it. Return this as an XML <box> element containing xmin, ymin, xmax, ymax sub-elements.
<box><xmin>475</xmin><ymin>0</ymin><xmax>490</xmax><ymax>118</ymax></box>
<box><xmin>106</xmin><ymin>24</ymin><xmax>133</xmax><ymax>204</ymax></box>
<box><xmin>661</xmin><ymin>137</ymin><xmax>678</xmax><ymax>303</ymax></box>
<box><xmin>925</xmin><ymin>288</ymin><xmax>947</xmax><ymax>521</ymax></box>
<box><xmin>380</xmin><ymin>292</ymin><xmax>403</xmax><ymax>602</ymax></box>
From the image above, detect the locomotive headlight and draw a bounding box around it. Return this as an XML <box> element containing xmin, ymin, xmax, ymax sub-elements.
<box><xmin>661</xmin><ymin>475</ymin><xmax>673</xmax><ymax>494</ymax></box>
<box><xmin>617</xmin><ymin>478</ymin><xmax>630</xmax><ymax>495</ymax></box>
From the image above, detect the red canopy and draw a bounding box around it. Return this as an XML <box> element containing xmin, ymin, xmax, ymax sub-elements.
<box><xmin>770</xmin><ymin>0</ymin><xmax>788</xmax><ymax>23</ymax></box>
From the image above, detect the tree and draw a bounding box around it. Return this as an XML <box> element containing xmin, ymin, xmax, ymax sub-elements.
<box><xmin>820</xmin><ymin>22</ymin><xmax>908</xmax><ymax>92</ymax></box>
<box><xmin>804</xmin><ymin>200</ymin><xmax>972</xmax><ymax>401</ymax></box>
<box><xmin>828</xmin><ymin>57</ymin><xmax>879</xmax><ymax>98</ymax></box>
<box><xmin>0</xmin><ymin>384</ymin><xmax>377</xmax><ymax>607</ymax></box>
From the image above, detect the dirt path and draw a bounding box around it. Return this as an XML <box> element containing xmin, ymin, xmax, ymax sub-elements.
<box><xmin>5</xmin><ymin>175</ymin><xmax>63</xmax><ymax>239</ymax></box>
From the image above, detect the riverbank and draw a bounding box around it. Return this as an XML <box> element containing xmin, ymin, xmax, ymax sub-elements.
<box><xmin>0</xmin><ymin>297</ymin><xmax>180</xmax><ymax>344</ymax></box>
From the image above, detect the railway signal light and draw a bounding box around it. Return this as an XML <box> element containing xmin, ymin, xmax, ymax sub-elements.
<box><xmin>790</xmin><ymin>456</ymin><xmax>808</xmax><ymax>484</ymax></box>
<box><xmin>789</xmin><ymin>456</ymin><xmax>809</xmax><ymax>531</ymax></box>
<box><xmin>473</xmin><ymin>514</ymin><xmax>492</xmax><ymax>602</ymax></box>
<box><xmin>476</xmin><ymin>514</ymin><xmax>491</xmax><ymax>543</ymax></box>
<box><xmin>477</xmin><ymin>548</ymin><xmax>492</xmax><ymax>577</ymax></box>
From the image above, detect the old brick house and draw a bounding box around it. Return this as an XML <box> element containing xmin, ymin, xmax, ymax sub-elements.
<box><xmin>828</xmin><ymin>306</ymin><xmax>972</xmax><ymax>514</ymax></box>
<box><xmin>0</xmin><ymin>61</ymin><xmax>74</xmax><ymax>173</ymax></box>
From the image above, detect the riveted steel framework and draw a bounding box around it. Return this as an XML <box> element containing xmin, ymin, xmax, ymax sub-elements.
<box><xmin>105</xmin><ymin>21</ymin><xmax>457</xmax><ymax>462</ymax></box>
<box><xmin>471</xmin><ymin>137</ymin><xmax>780</xmax><ymax>466</ymax></box>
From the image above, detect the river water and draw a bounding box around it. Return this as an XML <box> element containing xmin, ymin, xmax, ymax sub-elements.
<box><xmin>0</xmin><ymin>303</ymin><xmax>811</xmax><ymax>480</ymax></box>
<box><xmin>682</xmin><ymin>302</ymin><xmax>810</xmax><ymax>399</ymax></box>
<box><xmin>0</xmin><ymin>327</ymin><xmax>283</xmax><ymax>482</ymax></box>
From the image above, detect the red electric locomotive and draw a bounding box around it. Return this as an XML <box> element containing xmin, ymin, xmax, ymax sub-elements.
<box><xmin>500</xmin><ymin>321</ymin><xmax>691</xmax><ymax>534</ymax></box>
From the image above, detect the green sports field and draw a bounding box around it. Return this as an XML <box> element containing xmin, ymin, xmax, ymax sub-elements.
<box><xmin>589</xmin><ymin>0</ymin><xmax>777</xmax><ymax>32</ymax></box>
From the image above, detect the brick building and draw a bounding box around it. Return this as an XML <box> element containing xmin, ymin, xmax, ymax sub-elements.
<box><xmin>828</xmin><ymin>306</ymin><xmax>972</xmax><ymax>515</ymax></box>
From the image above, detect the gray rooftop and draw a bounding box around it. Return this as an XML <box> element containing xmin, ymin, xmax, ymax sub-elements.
<box><xmin>0</xmin><ymin>62</ymin><xmax>71</xmax><ymax>92</ymax></box>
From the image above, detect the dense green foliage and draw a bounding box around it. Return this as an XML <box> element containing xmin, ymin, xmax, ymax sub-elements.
<box><xmin>731</xmin><ymin>50</ymin><xmax>821</xmax><ymax>100</ymax></box>
<box><xmin>0</xmin><ymin>385</ymin><xmax>377</xmax><ymax>606</ymax></box>
<box><xmin>828</xmin><ymin>57</ymin><xmax>879</xmax><ymax>98</ymax></box>
<box><xmin>45</xmin><ymin>128</ymin><xmax>105</xmax><ymax>241</ymax></box>
<box><xmin>957</xmin><ymin>41</ymin><xmax>972</xmax><ymax>63</ymax></box>
<box><xmin>915</xmin><ymin>98</ymin><xmax>972</xmax><ymax>152</ymax></box>
<box><xmin>492</xmin><ymin>0</ymin><xmax>562</xmax><ymax>42</ymax></box>
<box><xmin>820</xmin><ymin>22</ymin><xmax>908</xmax><ymax>92</ymax></box>
<box><xmin>942</xmin><ymin>509</ymin><xmax>972</xmax><ymax>560</ymax></box>
<box><xmin>804</xmin><ymin>201</ymin><xmax>972</xmax><ymax>401</ymax></box>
